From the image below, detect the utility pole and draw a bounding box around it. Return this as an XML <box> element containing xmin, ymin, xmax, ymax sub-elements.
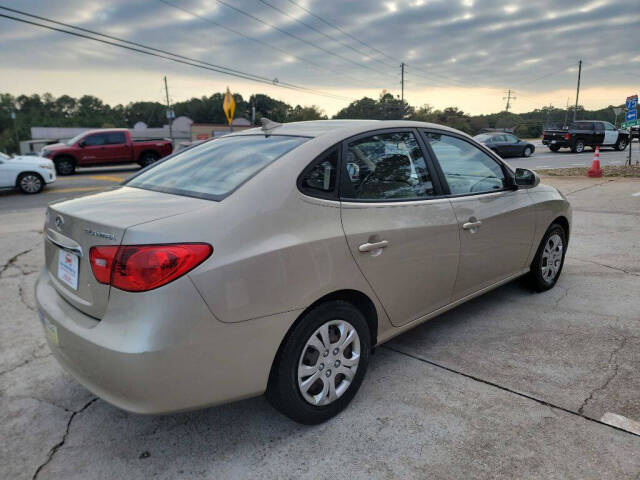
<box><xmin>164</xmin><ymin>76</ymin><xmax>173</xmax><ymax>143</ymax></box>
<box><xmin>563</xmin><ymin>98</ymin><xmax>570</xmax><ymax>127</ymax></box>
<box><xmin>503</xmin><ymin>89</ymin><xmax>516</xmax><ymax>112</ymax></box>
<box><xmin>400</xmin><ymin>62</ymin><xmax>405</xmax><ymax>104</ymax></box>
<box><xmin>573</xmin><ymin>59</ymin><xmax>582</xmax><ymax>122</ymax></box>
<box><xmin>11</xmin><ymin>111</ymin><xmax>19</xmax><ymax>154</ymax></box>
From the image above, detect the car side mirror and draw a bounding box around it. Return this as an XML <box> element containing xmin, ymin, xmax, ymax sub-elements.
<box><xmin>515</xmin><ymin>168</ymin><xmax>539</xmax><ymax>188</ymax></box>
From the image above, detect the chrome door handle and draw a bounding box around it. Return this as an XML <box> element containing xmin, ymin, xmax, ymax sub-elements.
<box><xmin>462</xmin><ymin>218</ymin><xmax>482</xmax><ymax>232</ymax></box>
<box><xmin>358</xmin><ymin>240</ymin><xmax>389</xmax><ymax>252</ymax></box>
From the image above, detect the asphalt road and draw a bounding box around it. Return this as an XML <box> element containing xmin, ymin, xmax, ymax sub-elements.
<box><xmin>1</xmin><ymin>177</ymin><xmax>640</xmax><ymax>479</ymax></box>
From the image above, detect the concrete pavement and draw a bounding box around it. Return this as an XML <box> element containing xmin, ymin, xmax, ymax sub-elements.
<box><xmin>1</xmin><ymin>177</ymin><xmax>639</xmax><ymax>479</ymax></box>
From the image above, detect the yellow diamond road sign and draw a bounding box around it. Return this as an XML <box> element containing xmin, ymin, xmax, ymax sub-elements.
<box><xmin>223</xmin><ymin>87</ymin><xmax>236</xmax><ymax>126</ymax></box>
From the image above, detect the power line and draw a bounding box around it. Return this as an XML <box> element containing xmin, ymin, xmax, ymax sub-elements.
<box><xmin>511</xmin><ymin>62</ymin><xmax>576</xmax><ymax>88</ymax></box>
<box><xmin>155</xmin><ymin>0</ymin><xmax>383</xmax><ymax>90</ymax></box>
<box><xmin>210</xmin><ymin>0</ymin><xmax>396</xmax><ymax>81</ymax></box>
<box><xmin>256</xmin><ymin>0</ymin><xmax>396</xmax><ymax>70</ymax></box>
<box><xmin>0</xmin><ymin>9</ymin><xmax>355</xmax><ymax>102</ymax></box>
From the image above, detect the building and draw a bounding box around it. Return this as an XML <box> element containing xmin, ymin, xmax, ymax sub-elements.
<box><xmin>191</xmin><ymin>118</ymin><xmax>253</xmax><ymax>141</ymax></box>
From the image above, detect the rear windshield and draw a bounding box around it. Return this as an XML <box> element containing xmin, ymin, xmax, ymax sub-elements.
<box><xmin>126</xmin><ymin>134</ymin><xmax>308</xmax><ymax>200</ymax></box>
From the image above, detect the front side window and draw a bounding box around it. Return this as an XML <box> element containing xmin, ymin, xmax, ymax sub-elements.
<box><xmin>342</xmin><ymin>131</ymin><xmax>434</xmax><ymax>200</ymax></box>
<box><xmin>505</xmin><ymin>134</ymin><xmax>519</xmax><ymax>143</ymax></box>
<box><xmin>299</xmin><ymin>148</ymin><xmax>338</xmax><ymax>198</ymax></box>
<box><xmin>604</xmin><ymin>122</ymin><xmax>615</xmax><ymax>131</ymax></box>
<box><xmin>83</xmin><ymin>134</ymin><xmax>107</xmax><ymax>146</ymax></box>
<box><xmin>424</xmin><ymin>132</ymin><xmax>507</xmax><ymax>195</ymax></box>
<box><xmin>126</xmin><ymin>135</ymin><xmax>308</xmax><ymax>200</ymax></box>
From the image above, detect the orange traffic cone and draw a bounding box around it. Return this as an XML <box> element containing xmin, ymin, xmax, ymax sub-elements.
<box><xmin>587</xmin><ymin>145</ymin><xmax>602</xmax><ymax>178</ymax></box>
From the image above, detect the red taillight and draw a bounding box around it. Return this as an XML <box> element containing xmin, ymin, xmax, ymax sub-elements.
<box><xmin>564</xmin><ymin>133</ymin><xmax>571</xmax><ymax>140</ymax></box>
<box><xmin>89</xmin><ymin>243</ymin><xmax>212</xmax><ymax>292</ymax></box>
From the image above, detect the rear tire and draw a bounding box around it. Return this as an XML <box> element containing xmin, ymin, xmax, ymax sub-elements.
<box><xmin>138</xmin><ymin>152</ymin><xmax>159</xmax><ymax>168</ymax></box>
<box><xmin>266</xmin><ymin>300</ymin><xmax>371</xmax><ymax>424</ymax></box>
<box><xmin>54</xmin><ymin>157</ymin><xmax>75</xmax><ymax>175</ymax></box>
<box><xmin>548</xmin><ymin>145</ymin><xmax>560</xmax><ymax>152</ymax></box>
<box><xmin>522</xmin><ymin>146</ymin><xmax>533</xmax><ymax>157</ymax></box>
<box><xmin>527</xmin><ymin>223</ymin><xmax>567</xmax><ymax>292</ymax></box>
<box><xmin>17</xmin><ymin>172</ymin><xmax>44</xmax><ymax>194</ymax></box>
<box><xmin>570</xmin><ymin>139</ymin><xmax>585</xmax><ymax>153</ymax></box>
<box><xmin>616</xmin><ymin>138</ymin><xmax>628</xmax><ymax>151</ymax></box>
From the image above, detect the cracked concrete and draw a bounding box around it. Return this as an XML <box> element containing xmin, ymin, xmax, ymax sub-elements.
<box><xmin>1</xmin><ymin>177</ymin><xmax>639</xmax><ymax>479</ymax></box>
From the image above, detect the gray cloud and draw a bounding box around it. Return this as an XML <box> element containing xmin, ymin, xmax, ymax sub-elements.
<box><xmin>0</xmin><ymin>0</ymin><xmax>638</xmax><ymax>107</ymax></box>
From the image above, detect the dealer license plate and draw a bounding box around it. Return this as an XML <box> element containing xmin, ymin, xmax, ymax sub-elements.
<box><xmin>57</xmin><ymin>249</ymin><xmax>79</xmax><ymax>290</ymax></box>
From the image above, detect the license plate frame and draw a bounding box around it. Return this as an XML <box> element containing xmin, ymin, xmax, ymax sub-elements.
<box><xmin>57</xmin><ymin>248</ymin><xmax>79</xmax><ymax>290</ymax></box>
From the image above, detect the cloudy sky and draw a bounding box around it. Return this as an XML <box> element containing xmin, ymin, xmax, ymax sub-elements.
<box><xmin>1</xmin><ymin>0</ymin><xmax>638</xmax><ymax>116</ymax></box>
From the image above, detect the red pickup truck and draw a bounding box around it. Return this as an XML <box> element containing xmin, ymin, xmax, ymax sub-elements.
<box><xmin>40</xmin><ymin>128</ymin><xmax>173</xmax><ymax>175</ymax></box>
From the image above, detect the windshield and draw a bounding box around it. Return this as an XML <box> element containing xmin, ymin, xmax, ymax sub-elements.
<box><xmin>126</xmin><ymin>134</ymin><xmax>309</xmax><ymax>200</ymax></box>
<box><xmin>65</xmin><ymin>132</ymin><xmax>90</xmax><ymax>145</ymax></box>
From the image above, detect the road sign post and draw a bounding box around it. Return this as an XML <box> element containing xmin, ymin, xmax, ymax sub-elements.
<box><xmin>223</xmin><ymin>87</ymin><xmax>236</xmax><ymax>132</ymax></box>
<box><xmin>624</xmin><ymin>95</ymin><xmax>637</xmax><ymax>166</ymax></box>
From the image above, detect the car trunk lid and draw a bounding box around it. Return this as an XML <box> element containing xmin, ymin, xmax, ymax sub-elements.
<box><xmin>44</xmin><ymin>186</ymin><xmax>211</xmax><ymax>319</ymax></box>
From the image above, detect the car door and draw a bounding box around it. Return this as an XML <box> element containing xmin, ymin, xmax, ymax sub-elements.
<box><xmin>504</xmin><ymin>134</ymin><xmax>522</xmax><ymax>156</ymax></box>
<box><xmin>421</xmin><ymin>130</ymin><xmax>535</xmax><ymax>300</ymax></box>
<box><xmin>602</xmin><ymin>122</ymin><xmax>619</xmax><ymax>146</ymax></box>
<box><xmin>104</xmin><ymin>132</ymin><xmax>131</xmax><ymax>162</ymax></box>
<box><xmin>339</xmin><ymin>129</ymin><xmax>459</xmax><ymax>327</ymax></box>
<box><xmin>79</xmin><ymin>133</ymin><xmax>110</xmax><ymax>164</ymax></box>
<box><xmin>592</xmin><ymin>122</ymin><xmax>605</xmax><ymax>146</ymax></box>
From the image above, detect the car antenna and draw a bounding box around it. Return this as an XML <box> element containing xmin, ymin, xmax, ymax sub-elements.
<box><xmin>260</xmin><ymin>118</ymin><xmax>281</xmax><ymax>132</ymax></box>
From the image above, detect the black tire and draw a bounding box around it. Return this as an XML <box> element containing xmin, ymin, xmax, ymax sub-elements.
<box><xmin>138</xmin><ymin>151</ymin><xmax>159</xmax><ymax>168</ymax></box>
<box><xmin>527</xmin><ymin>223</ymin><xmax>567</xmax><ymax>292</ymax></box>
<box><xmin>570</xmin><ymin>139</ymin><xmax>585</xmax><ymax>153</ymax></box>
<box><xmin>267</xmin><ymin>300</ymin><xmax>371</xmax><ymax>424</ymax></box>
<box><xmin>17</xmin><ymin>172</ymin><xmax>44</xmax><ymax>194</ymax></box>
<box><xmin>548</xmin><ymin>145</ymin><xmax>560</xmax><ymax>152</ymax></box>
<box><xmin>522</xmin><ymin>146</ymin><xmax>533</xmax><ymax>157</ymax></box>
<box><xmin>54</xmin><ymin>156</ymin><xmax>75</xmax><ymax>175</ymax></box>
<box><xmin>616</xmin><ymin>138</ymin><xmax>628</xmax><ymax>151</ymax></box>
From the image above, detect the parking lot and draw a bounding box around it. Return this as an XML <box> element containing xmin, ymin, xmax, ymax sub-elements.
<box><xmin>1</xmin><ymin>173</ymin><xmax>639</xmax><ymax>479</ymax></box>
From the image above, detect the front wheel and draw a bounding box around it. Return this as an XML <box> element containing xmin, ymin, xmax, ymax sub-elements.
<box><xmin>54</xmin><ymin>157</ymin><xmax>75</xmax><ymax>175</ymax></box>
<box><xmin>616</xmin><ymin>138</ymin><xmax>628</xmax><ymax>151</ymax></box>
<box><xmin>527</xmin><ymin>224</ymin><xmax>567</xmax><ymax>292</ymax></box>
<box><xmin>267</xmin><ymin>300</ymin><xmax>371</xmax><ymax>424</ymax></box>
<box><xmin>522</xmin><ymin>146</ymin><xmax>533</xmax><ymax>157</ymax></box>
<box><xmin>17</xmin><ymin>172</ymin><xmax>44</xmax><ymax>194</ymax></box>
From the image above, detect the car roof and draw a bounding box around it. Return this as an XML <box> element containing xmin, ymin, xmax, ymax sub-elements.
<box><xmin>227</xmin><ymin>119</ymin><xmax>467</xmax><ymax>139</ymax></box>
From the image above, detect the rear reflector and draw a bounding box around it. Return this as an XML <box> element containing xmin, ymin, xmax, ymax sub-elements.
<box><xmin>564</xmin><ymin>133</ymin><xmax>571</xmax><ymax>140</ymax></box>
<box><xmin>89</xmin><ymin>243</ymin><xmax>212</xmax><ymax>292</ymax></box>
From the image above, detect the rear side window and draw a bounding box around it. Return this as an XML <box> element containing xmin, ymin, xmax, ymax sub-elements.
<box><xmin>126</xmin><ymin>135</ymin><xmax>308</xmax><ymax>200</ymax></box>
<box><xmin>424</xmin><ymin>132</ymin><xmax>507</xmax><ymax>195</ymax></box>
<box><xmin>106</xmin><ymin>132</ymin><xmax>126</xmax><ymax>144</ymax></box>
<box><xmin>298</xmin><ymin>148</ymin><xmax>338</xmax><ymax>199</ymax></box>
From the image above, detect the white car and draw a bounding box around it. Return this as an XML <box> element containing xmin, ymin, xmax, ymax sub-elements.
<box><xmin>0</xmin><ymin>152</ymin><xmax>56</xmax><ymax>194</ymax></box>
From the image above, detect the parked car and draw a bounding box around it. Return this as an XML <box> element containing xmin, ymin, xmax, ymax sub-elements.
<box><xmin>40</xmin><ymin>128</ymin><xmax>173</xmax><ymax>175</ymax></box>
<box><xmin>542</xmin><ymin>120</ymin><xmax>629</xmax><ymax>153</ymax></box>
<box><xmin>0</xmin><ymin>152</ymin><xmax>56</xmax><ymax>194</ymax></box>
<box><xmin>473</xmin><ymin>132</ymin><xmax>535</xmax><ymax>158</ymax></box>
<box><xmin>36</xmin><ymin>120</ymin><xmax>571</xmax><ymax>424</ymax></box>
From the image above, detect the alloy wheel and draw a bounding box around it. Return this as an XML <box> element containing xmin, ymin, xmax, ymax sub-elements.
<box><xmin>297</xmin><ymin>319</ymin><xmax>360</xmax><ymax>406</ymax></box>
<box><xmin>541</xmin><ymin>233</ymin><xmax>563</xmax><ymax>282</ymax></box>
<box><xmin>20</xmin><ymin>174</ymin><xmax>42</xmax><ymax>193</ymax></box>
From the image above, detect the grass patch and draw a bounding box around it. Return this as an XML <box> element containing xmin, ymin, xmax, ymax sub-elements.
<box><xmin>537</xmin><ymin>165</ymin><xmax>640</xmax><ymax>177</ymax></box>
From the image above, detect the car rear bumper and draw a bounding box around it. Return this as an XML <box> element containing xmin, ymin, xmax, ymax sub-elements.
<box><xmin>542</xmin><ymin>140</ymin><xmax>569</xmax><ymax>148</ymax></box>
<box><xmin>35</xmin><ymin>268</ymin><xmax>299</xmax><ymax>414</ymax></box>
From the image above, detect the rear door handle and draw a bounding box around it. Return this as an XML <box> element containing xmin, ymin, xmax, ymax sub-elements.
<box><xmin>358</xmin><ymin>240</ymin><xmax>389</xmax><ymax>252</ymax></box>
